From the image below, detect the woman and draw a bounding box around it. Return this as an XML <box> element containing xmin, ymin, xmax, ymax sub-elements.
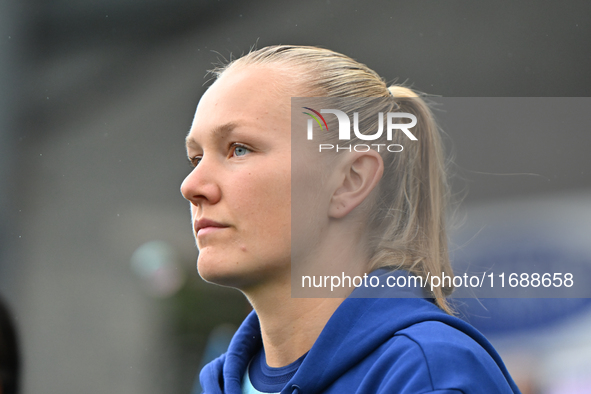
<box><xmin>181</xmin><ymin>45</ymin><xmax>520</xmax><ymax>394</ymax></box>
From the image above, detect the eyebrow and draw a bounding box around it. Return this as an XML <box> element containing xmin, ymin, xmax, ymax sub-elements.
<box><xmin>185</xmin><ymin>121</ymin><xmax>240</xmax><ymax>148</ymax></box>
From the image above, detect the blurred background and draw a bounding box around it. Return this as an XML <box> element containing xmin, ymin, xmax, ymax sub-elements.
<box><xmin>1</xmin><ymin>0</ymin><xmax>590</xmax><ymax>393</ymax></box>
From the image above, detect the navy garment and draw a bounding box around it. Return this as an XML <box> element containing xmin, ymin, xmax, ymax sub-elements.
<box><xmin>200</xmin><ymin>270</ymin><xmax>521</xmax><ymax>394</ymax></box>
<box><xmin>248</xmin><ymin>348</ymin><xmax>307</xmax><ymax>393</ymax></box>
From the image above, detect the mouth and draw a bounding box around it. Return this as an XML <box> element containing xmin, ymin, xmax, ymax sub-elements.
<box><xmin>194</xmin><ymin>218</ymin><xmax>229</xmax><ymax>237</ymax></box>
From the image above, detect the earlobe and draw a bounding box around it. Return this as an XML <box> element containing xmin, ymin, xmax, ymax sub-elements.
<box><xmin>328</xmin><ymin>151</ymin><xmax>384</xmax><ymax>219</ymax></box>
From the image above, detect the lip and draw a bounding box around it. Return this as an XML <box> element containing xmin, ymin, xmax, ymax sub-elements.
<box><xmin>194</xmin><ymin>218</ymin><xmax>229</xmax><ymax>237</ymax></box>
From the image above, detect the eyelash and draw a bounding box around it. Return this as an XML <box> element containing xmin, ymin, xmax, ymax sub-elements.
<box><xmin>187</xmin><ymin>143</ymin><xmax>252</xmax><ymax>168</ymax></box>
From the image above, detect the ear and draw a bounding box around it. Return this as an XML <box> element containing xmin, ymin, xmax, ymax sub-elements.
<box><xmin>329</xmin><ymin>150</ymin><xmax>384</xmax><ymax>219</ymax></box>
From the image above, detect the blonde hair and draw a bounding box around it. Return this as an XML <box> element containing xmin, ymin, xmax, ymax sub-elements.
<box><xmin>212</xmin><ymin>45</ymin><xmax>454</xmax><ymax>314</ymax></box>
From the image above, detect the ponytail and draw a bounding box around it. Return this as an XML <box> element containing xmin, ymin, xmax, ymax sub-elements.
<box><xmin>368</xmin><ymin>86</ymin><xmax>453</xmax><ymax>314</ymax></box>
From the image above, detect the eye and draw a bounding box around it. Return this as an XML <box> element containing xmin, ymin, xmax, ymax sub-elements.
<box><xmin>188</xmin><ymin>155</ymin><xmax>202</xmax><ymax>168</ymax></box>
<box><xmin>231</xmin><ymin>144</ymin><xmax>252</xmax><ymax>157</ymax></box>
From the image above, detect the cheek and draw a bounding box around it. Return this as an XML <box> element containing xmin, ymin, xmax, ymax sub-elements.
<box><xmin>290</xmin><ymin>155</ymin><xmax>330</xmax><ymax>258</ymax></box>
<box><xmin>240</xmin><ymin>167</ymin><xmax>292</xmax><ymax>244</ymax></box>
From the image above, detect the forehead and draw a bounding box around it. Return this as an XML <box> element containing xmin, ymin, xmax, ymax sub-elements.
<box><xmin>187</xmin><ymin>65</ymin><xmax>293</xmax><ymax>143</ymax></box>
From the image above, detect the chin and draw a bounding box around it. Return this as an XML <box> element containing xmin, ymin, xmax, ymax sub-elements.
<box><xmin>197</xmin><ymin>253</ymin><xmax>251</xmax><ymax>289</ymax></box>
<box><xmin>197</xmin><ymin>251</ymin><xmax>289</xmax><ymax>291</ymax></box>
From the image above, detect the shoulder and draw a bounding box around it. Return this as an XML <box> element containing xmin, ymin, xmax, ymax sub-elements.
<box><xmin>397</xmin><ymin>320</ymin><xmax>492</xmax><ymax>365</ymax></box>
<box><xmin>373</xmin><ymin>321</ymin><xmax>517</xmax><ymax>393</ymax></box>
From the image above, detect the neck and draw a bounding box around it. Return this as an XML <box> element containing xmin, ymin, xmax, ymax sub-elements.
<box><xmin>243</xmin><ymin>220</ymin><xmax>369</xmax><ymax>368</ymax></box>
<box><xmin>247</xmin><ymin>280</ymin><xmax>344</xmax><ymax>367</ymax></box>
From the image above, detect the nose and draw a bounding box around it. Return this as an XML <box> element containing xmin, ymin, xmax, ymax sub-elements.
<box><xmin>180</xmin><ymin>159</ymin><xmax>222</xmax><ymax>206</ymax></box>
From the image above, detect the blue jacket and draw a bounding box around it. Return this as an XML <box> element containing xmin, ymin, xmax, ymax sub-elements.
<box><xmin>200</xmin><ymin>273</ymin><xmax>521</xmax><ymax>394</ymax></box>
